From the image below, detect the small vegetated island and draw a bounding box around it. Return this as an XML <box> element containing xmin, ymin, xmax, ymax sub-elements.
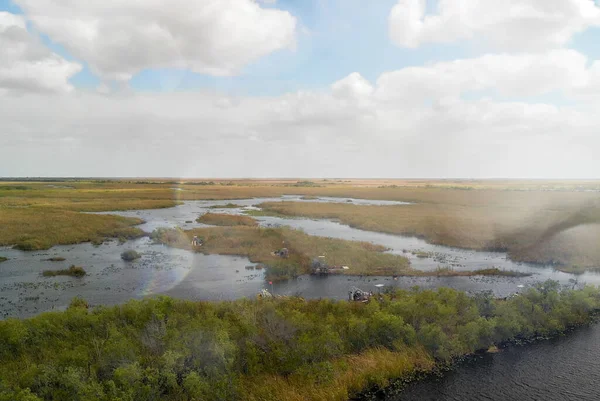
<box><xmin>152</xmin><ymin>224</ymin><xmax>412</xmax><ymax>281</ymax></box>
<box><xmin>0</xmin><ymin>282</ymin><xmax>598</xmax><ymax>401</ymax></box>
<box><xmin>45</xmin><ymin>257</ymin><xmax>66</xmax><ymax>262</ymax></box>
<box><xmin>121</xmin><ymin>250</ymin><xmax>142</xmax><ymax>261</ymax></box>
<box><xmin>42</xmin><ymin>265</ymin><xmax>86</xmax><ymax>278</ymax></box>
<box><xmin>208</xmin><ymin>203</ymin><xmax>242</xmax><ymax>209</ymax></box>
<box><xmin>196</xmin><ymin>212</ymin><xmax>258</xmax><ymax>227</ymax></box>
<box><xmin>152</xmin><ymin>224</ymin><xmax>528</xmax><ymax>282</ymax></box>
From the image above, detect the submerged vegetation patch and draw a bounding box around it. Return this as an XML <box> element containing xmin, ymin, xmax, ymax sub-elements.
<box><xmin>42</xmin><ymin>265</ymin><xmax>86</xmax><ymax>278</ymax></box>
<box><xmin>0</xmin><ymin>282</ymin><xmax>598</xmax><ymax>401</ymax></box>
<box><xmin>120</xmin><ymin>250</ymin><xmax>141</xmax><ymax>261</ymax></box>
<box><xmin>209</xmin><ymin>203</ymin><xmax>242</xmax><ymax>209</ymax></box>
<box><xmin>45</xmin><ymin>257</ymin><xmax>66</xmax><ymax>262</ymax></box>
<box><xmin>0</xmin><ymin>257</ymin><xmax>7</xmax><ymax>263</ymax></box>
<box><xmin>429</xmin><ymin>267</ymin><xmax>532</xmax><ymax>277</ymax></box>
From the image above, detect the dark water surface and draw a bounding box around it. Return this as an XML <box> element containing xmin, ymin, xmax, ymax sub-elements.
<box><xmin>396</xmin><ymin>324</ymin><xmax>600</xmax><ymax>401</ymax></box>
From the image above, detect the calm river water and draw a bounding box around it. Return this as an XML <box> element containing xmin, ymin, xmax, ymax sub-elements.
<box><xmin>397</xmin><ymin>323</ymin><xmax>600</xmax><ymax>401</ymax></box>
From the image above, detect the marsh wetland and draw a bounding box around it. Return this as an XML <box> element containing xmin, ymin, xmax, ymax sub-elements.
<box><xmin>2</xmin><ymin>180</ymin><xmax>600</xmax><ymax>400</ymax></box>
<box><xmin>1</xmin><ymin>181</ymin><xmax>600</xmax><ymax>318</ymax></box>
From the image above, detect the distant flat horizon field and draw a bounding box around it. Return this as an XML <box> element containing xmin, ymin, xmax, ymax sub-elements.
<box><xmin>2</xmin><ymin>178</ymin><xmax>600</xmax><ymax>185</ymax></box>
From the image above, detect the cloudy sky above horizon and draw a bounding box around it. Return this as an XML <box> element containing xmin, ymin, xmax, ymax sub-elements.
<box><xmin>1</xmin><ymin>0</ymin><xmax>600</xmax><ymax>178</ymax></box>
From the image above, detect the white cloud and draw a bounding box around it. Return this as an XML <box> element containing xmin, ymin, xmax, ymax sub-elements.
<box><xmin>2</xmin><ymin>2</ymin><xmax>600</xmax><ymax>179</ymax></box>
<box><xmin>1</xmin><ymin>62</ymin><xmax>599</xmax><ymax>178</ymax></box>
<box><xmin>14</xmin><ymin>0</ymin><xmax>297</xmax><ymax>81</ymax></box>
<box><xmin>0</xmin><ymin>12</ymin><xmax>81</xmax><ymax>93</ymax></box>
<box><xmin>375</xmin><ymin>49</ymin><xmax>596</xmax><ymax>103</ymax></box>
<box><xmin>389</xmin><ymin>0</ymin><xmax>600</xmax><ymax>50</ymax></box>
<box><xmin>332</xmin><ymin>72</ymin><xmax>374</xmax><ymax>98</ymax></box>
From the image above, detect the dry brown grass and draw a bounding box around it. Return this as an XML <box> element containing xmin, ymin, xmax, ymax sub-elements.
<box><xmin>507</xmin><ymin>224</ymin><xmax>600</xmax><ymax>271</ymax></box>
<box><xmin>0</xmin><ymin>182</ymin><xmax>175</xmax><ymax>250</ymax></box>
<box><xmin>257</xmin><ymin>201</ymin><xmax>518</xmax><ymax>249</ymax></box>
<box><xmin>0</xmin><ymin>208</ymin><xmax>144</xmax><ymax>250</ymax></box>
<box><xmin>242</xmin><ymin>347</ymin><xmax>434</xmax><ymax>401</ymax></box>
<box><xmin>257</xmin><ymin>196</ymin><xmax>600</xmax><ymax>269</ymax></box>
<box><xmin>196</xmin><ymin>213</ymin><xmax>258</xmax><ymax>226</ymax></box>
<box><xmin>2</xmin><ymin>180</ymin><xmax>600</xmax><ymax>267</ymax></box>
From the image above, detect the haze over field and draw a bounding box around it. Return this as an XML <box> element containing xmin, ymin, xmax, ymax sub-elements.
<box><xmin>2</xmin><ymin>0</ymin><xmax>600</xmax><ymax>178</ymax></box>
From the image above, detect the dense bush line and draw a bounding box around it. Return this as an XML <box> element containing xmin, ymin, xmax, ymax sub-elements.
<box><xmin>0</xmin><ymin>281</ymin><xmax>599</xmax><ymax>401</ymax></box>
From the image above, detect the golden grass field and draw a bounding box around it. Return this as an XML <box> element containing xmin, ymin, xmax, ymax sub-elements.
<box><xmin>255</xmin><ymin>189</ymin><xmax>600</xmax><ymax>271</ymax></box>
<box><xmin>0</xmin><ymin>208</ymin><xmax>144</xmax><ymax>250</ymax></box>
<box><xmin>1</xmin><ymin>179</ymin><xmax>600</xmax><ymax>272</ymax></box>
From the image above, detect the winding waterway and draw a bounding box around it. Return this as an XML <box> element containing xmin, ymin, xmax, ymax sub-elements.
<box><xmin>1</xmin><ymin>196</ymin><xmax>599</xmax><ymax>319</ymax></box>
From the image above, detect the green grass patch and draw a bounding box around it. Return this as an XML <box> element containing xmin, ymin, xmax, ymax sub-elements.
<box><xmin>0</xmin><ymin>256</ymin><xmax>7</xmax><ymax>263</ymax></box>
<box><xmin>42</xmin><ymin>265</ymin><xmax>86</xmax><ymax>278</ymax></box>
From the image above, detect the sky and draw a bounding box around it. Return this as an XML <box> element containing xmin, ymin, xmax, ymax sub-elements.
<box><xmin>1</xmin><ymin>0</ymin><xmax>600</xmax><ymax>178</ymax></box>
